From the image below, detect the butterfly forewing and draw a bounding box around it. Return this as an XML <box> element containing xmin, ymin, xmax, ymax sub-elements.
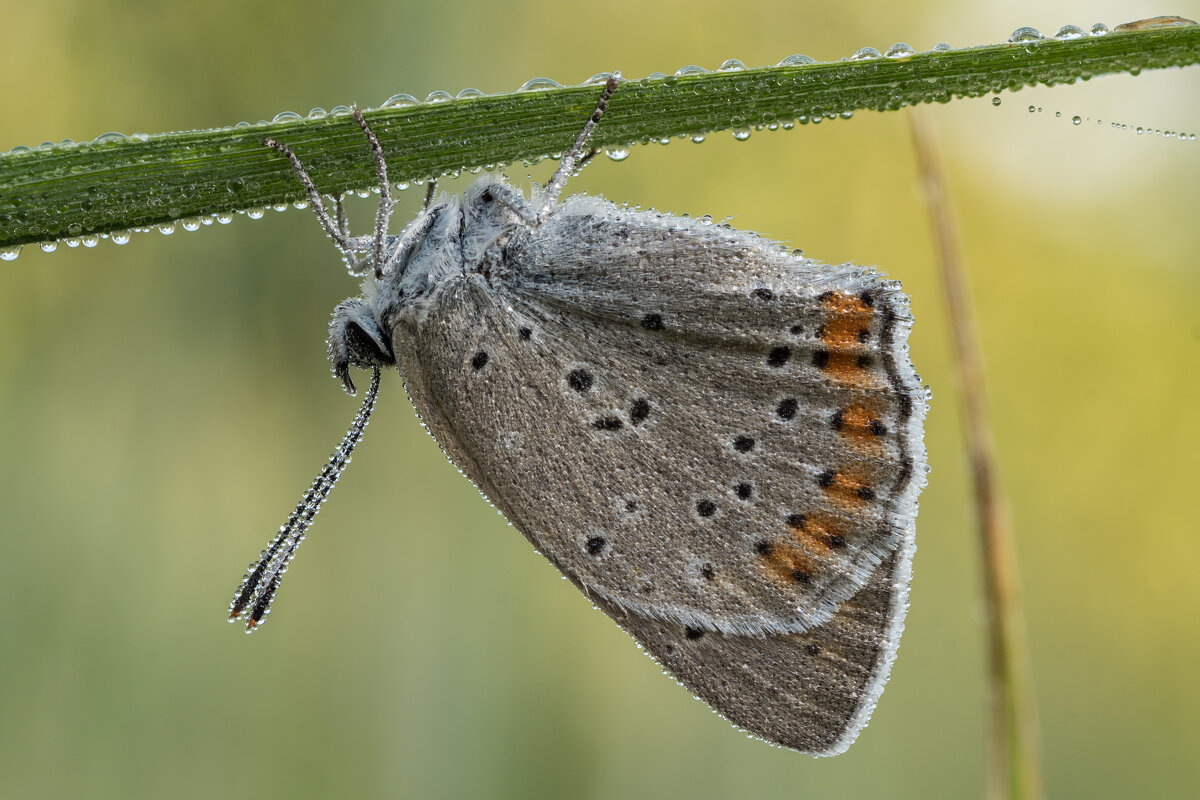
<box><xmin>391</xmin><ymin>198</ymin><xmax>926</xmax><ymax>637</ymax></box>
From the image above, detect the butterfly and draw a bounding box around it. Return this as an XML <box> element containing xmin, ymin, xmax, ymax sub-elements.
<box><xmin>229</xmin><ymin>76</ymin><xmax>928</xmax><ymax>755</ymax></box>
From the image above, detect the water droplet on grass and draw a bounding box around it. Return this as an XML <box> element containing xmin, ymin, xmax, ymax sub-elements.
<box><xmin>1008</xmin><ymin>26</ymin><xmax>1044</xmax><ymax>43</ymax></box>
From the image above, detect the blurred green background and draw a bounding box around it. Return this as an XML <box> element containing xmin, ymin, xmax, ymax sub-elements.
<box><xmin>1</xmin><ymin>1</ymin><xmax>1197</xmax><ymax>797</ymax></box>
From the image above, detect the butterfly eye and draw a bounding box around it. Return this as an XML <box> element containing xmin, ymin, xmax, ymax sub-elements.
<box><xmin>345</xmin><ymin>320</ymin><xmax>391</xmax><ymax>364</ymax></box>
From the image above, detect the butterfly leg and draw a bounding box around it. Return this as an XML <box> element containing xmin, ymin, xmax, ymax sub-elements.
<box><xmin>574</xmin><ymin>147</ymin><xmax>600</xmax><ymax>171</ymax></box>
<box><xmin>351</xmin><ymin>108</ymin><xmax>394</xmax><ymax>279</ymax></box>
<box><xmin>263</xmin><ymin>136</ymin><xmax>358</xmax><ymax>259</ymax></box>
<box><xmin>536</xmin><ymin>75</ymin><xmax>619</xmax><ymax>220</ymax></box>
<box><xmin>332</xmin><ymin>193</ymin><xmax>351</xmax><ymax>240</ymax></box>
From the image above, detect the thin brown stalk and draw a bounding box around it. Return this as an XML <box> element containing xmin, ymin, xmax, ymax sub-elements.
<box><xmin>908</xmin><ymin>111</ymin><xmax>1044</xmax><ymax>800</ymax></box>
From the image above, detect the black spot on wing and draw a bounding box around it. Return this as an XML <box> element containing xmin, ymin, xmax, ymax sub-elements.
<box><xmin>640</xmin><ymin>313</ymin><xmax>664</xmax><ymax>331</ymax></box>
<box><xmin>767</xmin><ymin>346</ymin><xmax>791</xmax><ymax>368</ymax></box>
<box><xmin>568</xmin><ymin>368</ymin><xmax>593</xmax><ymax>392</ymax></box>
<box><xmin>629</xmin><ymin>398</ymin><xmax>651</xmax><ymax>425</ymax></box>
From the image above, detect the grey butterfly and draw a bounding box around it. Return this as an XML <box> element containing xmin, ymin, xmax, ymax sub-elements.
<box><xmin>229</xmin><ymin>77</ymin><xmax>929</xmax><ymax>756</ymax></box>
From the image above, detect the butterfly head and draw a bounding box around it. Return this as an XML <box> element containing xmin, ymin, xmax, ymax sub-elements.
<box><xmin>328</xmin><ymin>296</ymin><xmax>394</xmax><ymax>396</ymax></box>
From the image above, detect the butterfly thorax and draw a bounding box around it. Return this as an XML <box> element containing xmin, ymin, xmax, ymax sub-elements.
<box><xmin>327</xmin><ymin>179</ymin><xmax>534</xmax><ymax>393</ymax></box>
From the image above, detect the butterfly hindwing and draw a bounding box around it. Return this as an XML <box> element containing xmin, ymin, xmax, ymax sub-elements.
<box><xmin>595</xmin><ymin>538</ymin><xmax>913</xmax><ymax>755</ymax></box>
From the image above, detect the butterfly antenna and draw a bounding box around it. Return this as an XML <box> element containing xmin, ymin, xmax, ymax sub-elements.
<box><xmin>229</xmin><ymin>367</ymin><xmax>382</xmax><ymax>632</ymax></box>
<box><xmin>537</xmin><ymin>74</ymin><xmax>619</xmax><ymax>221</ymax></box>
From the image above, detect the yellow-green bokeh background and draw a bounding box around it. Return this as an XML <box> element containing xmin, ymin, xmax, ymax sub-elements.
<box><xmin>2</xmin><ymin>1</ymin><xmax>1197</xmax><ymax>797</ymax></box>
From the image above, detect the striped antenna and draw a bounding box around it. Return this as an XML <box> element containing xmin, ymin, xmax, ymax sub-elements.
<box><xmin>229</xmin><ymin>367</ymin><xmax>381</xmax><ymax>632</ymax></box>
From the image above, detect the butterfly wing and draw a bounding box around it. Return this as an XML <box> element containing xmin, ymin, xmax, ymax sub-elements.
<box><xmin>594</xmin><ymin>536</ymin><xmax>913</xmax><ymax>754</ymax></box>
<box><xmin>390</xmin><ymin>194</ymin><xmax>927</xmax><ymax>637</ymax></box>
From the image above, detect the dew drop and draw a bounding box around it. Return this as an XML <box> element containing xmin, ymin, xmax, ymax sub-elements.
<box><xmin>776</xmin><ymin>54</ymin><xmax>815</xmax><ymax>67</ymax></box>
<box><xmin>604</xmin><ymin>146</ymin><xmax>631</xmax><ymax>162</ymax></box>
<box><xmin>1008</xmin><ymin>26</ymin><xmax>1044</xmax><ymax>43</ymax></box>
<box><xmin>39</xmin><ymin>241</ymin><xmax>57</xmax><ymax>253</ymax></box>
<box><xmin>110</xmin><ymin>230</ymin><xmax>131</xmax><ymax>245</ymax></box>
<box><xmin>1072</xmin><ymin>115</ymin><xmax>1082</xmax><ymax>125</ymax></box>
<box><xmin>732</xmin><ymin>128</ymin><xmax>752</xmax><ymax>141</ymax></box>
<box><xmin>884</xmin><ymin>42</ymin><xmax>916</xmax><ymax>59</ymax></box>
<box><xmin>157</xmin><ymin>222</ymin><xmax>176</xmax><ymax>235</ymax></box>
<box><xmin>690</xmin><ymin>133</ymin><xmax>706</xmax><ymax>144</ymax></box>
<box><xmin>674</xmin><ymin>64</ymin><xmax>709</xmax><ymax>76</ymax></box>
<box><xmin>456</xmin><ymin>88</ymin><xmax>485</xmax><ymax>99</ymax></box>
<box><xmin>584</xmin><ymin>72</ymin><xmax>617</xmax><ymax>85</ymax></box>
<box><xmin>272</xmin><ymin>111</ymin><xmax>303</xmax><ymax>123</ymax></box>
<box><xmin>1054</xmin><ymin>24</ymin><xmax>1087</xmax><ymax>39</ymax></box>
<box><xmin>181</xmin><ymin>217</ymin><xmax>202</xmax><ymax>231</ymax></box>
<box><xmin>718</xmin><ymin>58</ymin><xmax>746</xmax><ymax>71</ymax></box>
<box><xmin>849</xmin><ymin>47</ymin><xmax>882</xmax><ymax>60</ymax></box>
<box><xmin>246</xmin><ymin>207</ymin><xmax>266</xmax><ymax>220</ymax></box>
<box><xmin>991</xmin><ymin>97</ymin><xmax>1002</xmax><ymax>106</ymax></box>
<box><xmin>93</xmin><ymin>131</ymin><xmax>129</xmax><ymax>145</ymax></box>
<box><xmin>1114</xmin><ymin>16</ymin><xmax>1198</xmax><ymax>32</ymax></box>
<box><xmin>931</xmin><ymin>42</ymin><xmax>953</xmax><ymax>52</ymax></box>
<box><xmin>1090</xmin><ymin>23</ymin><xmax>1110</xmax><ymax>36</ymax></box>
<box><xmin>382</xmin><ymin>93</ymin><xmax>418</xmax><ymax>108</ymax></box>
<box><xmin>424</xmin><ymin>90</ymin><xmax>453</xmax><ymax>103</ymax></box>
<box><xmin>307</xmin><ymin>107</ymin><xmax>328</xmax><ymax>119</ymax></box>
<box><xmin>0</xmin><ymin>245</ymin><xmax>22</xmax><ymax>261</ymax></box>
<box><xmin>517</xmin><ymin>77</ymin><xmax>562</xmax><ymax>92</ymax></box>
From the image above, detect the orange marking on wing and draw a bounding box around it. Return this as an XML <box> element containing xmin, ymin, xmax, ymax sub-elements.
<box><xmin>759</xmin><ymin>542</ymin><xmax>815</xmax><ymax>584</ymax></box>
<box><xmin>816</xmin><ymin>291</ymin><xmax>879</xmax><ymax>387</ymax></box>
<box><xmin>820</xmin><ymin>291</ymin><xmax>875</xmax><ymax>346</ymax></box>
<box><xmin>787</xmin><ymin>513</ymin><xmax>845</xmax><ymax>554</ymax></box>
<box><xmin>834</xmin><ymin>403</ymin><xmax>887</xmax><ymax>451</ymax></box>
<box><xmin>819</xmin><ymin>469</ymin><xmax>879</xmax><ymax>507</ymax></box>
<box><xmin>819</xmin><ymin>350</ymin><xmax>878</xmax><ymax>386</ymax></box>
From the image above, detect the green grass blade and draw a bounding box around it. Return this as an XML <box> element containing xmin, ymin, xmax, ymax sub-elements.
<box><xmin>0</xmin><ymin>24</ymin><xmax>1197</xmax><ymax>253</ymax></box>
